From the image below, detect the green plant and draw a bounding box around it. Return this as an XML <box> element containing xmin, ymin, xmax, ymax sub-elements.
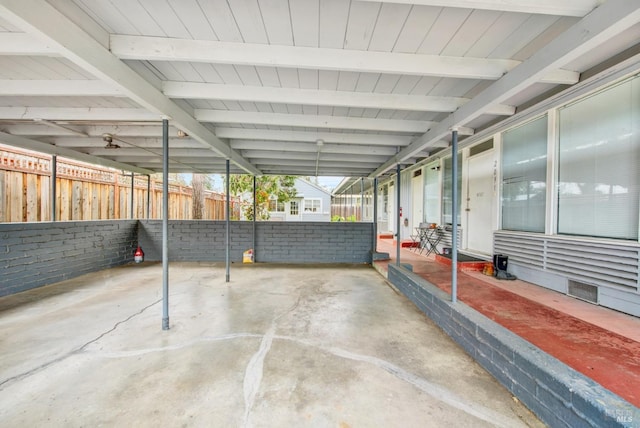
<box><xmin>227</xmin><ymin>175</ymin><xmax>297</xmax><ymax>220</ymax></box>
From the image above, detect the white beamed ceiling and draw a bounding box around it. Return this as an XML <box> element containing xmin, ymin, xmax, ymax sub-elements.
<box><xmin>0</xmin><ymin>0</ymin><xmax>637</xmax><ymax>178</ymax></box>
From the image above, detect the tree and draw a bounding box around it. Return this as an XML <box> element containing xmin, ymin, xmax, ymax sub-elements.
<box><xmin>228</xmin><ymin>175</ymin><xmax>297</xmax><ymax>220</ymax></box>
<box><xmin>191</xmin><ymin>173</ymin><xmax>206</xmax><ymax>219</ymax></box>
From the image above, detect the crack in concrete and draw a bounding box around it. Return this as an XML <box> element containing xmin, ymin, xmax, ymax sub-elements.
<box><xmin>242</xmin><ymin>294</ymin><xmax>302</xmax><ymax>428</ymax></box>
<box><xmin>0</xmin><ymin>298</ymin><xmax>162</xmax><ymax>391</ymax></box>
<box><xmin>242</xmin><ymin>325</ymin><xmax>275</xmax><ymax>428</ymax></box>
<box><xmin>53</xmin><ymin>325</ymin><xmax>523</xmax><ymax>427</ymax></box>
<box><xmin>98</xmin><ymin>333</ymin><xmax>262</xmax><ymax>358</ymax></box>
<box><xmin>276</xmin><ymin>335</ymin><xmax>523</xmax><ymax>428</ymax></box>
<box><xmin>4</xmin><ymin>281</ymin><xmax>521</xmax><ymax>426</ymax></box>
<box><xmin>77</xmin><ymin>297</ymin><xmax>162</xmax><ymax>352</ymax></box>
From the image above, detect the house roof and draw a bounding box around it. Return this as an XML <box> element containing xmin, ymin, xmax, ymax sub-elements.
<box><xmin>295</xmin><ymin>177</ymin><xmax>333</xmax><ymax>197</ymax></box>
<box><xmin>0</xmin><ymin>0</ymin><xmax>638</xmax><ymax>178</ymax></box>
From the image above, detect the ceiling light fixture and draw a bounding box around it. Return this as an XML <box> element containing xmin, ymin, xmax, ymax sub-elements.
<box><xmin>102</xmin><ymin>133</ymin><xmax>121</xmax><ymax>149</ymax></box>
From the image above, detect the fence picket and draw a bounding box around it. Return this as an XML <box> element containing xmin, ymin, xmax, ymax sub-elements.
<box><xmin>0</xmin><ymin>145</ymin><xmax>237</xmax><ymax>222</ymax></box>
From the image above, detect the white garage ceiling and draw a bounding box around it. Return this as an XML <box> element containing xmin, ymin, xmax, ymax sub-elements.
<box><xmin>0</xmin><ymin>0</ymin><xmax>638</xmax><ymax>178</ymax></box>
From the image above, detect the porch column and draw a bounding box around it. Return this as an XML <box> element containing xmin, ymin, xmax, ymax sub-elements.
<box><xmin>396</xmin><ymin>163</ymin><xmax>401</xmax><ymax>266</ymax></box>
<box><xmin>252</xmin><ymin>175</ymin><xmax>257</xmax><ymax>262</ymax></box>
<box><xmin>451</xmin><ymin>128</ymin><xmax>459</xmax><ymax>303</ymax></box>
<box><xmin>162</xmin><ymin>118</ymin><xmax>169</xmax><ymax>330</ymax></box>
<box><xmin>50</xmin><ymin>155</ymin><xmax>56</xmax><ymax>221</ymax></box>
<box><xmin>373</xmin><ymin>177</ymin><xmax>378</xmax><ymax>254</ymax></box>
<box><xmin>146</xmin><ymin>174</ymin><xmax>151</xmax><ymax>218</ymax></box>
<box><xmin>225</xmin><ymin>159</ymin><xmax>230</xmax><ymax>283</ymax></box>
<box><xmin>130</xmin><ymin>173</ymin><xmax>135</xmax><ymax>219</ymax></box>
<box><xmin>360</xmin><ymin>178</ymin><xmax>364</xmax><ymax>221</ymax></box>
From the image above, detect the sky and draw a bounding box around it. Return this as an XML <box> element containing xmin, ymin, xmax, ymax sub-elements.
<box><xmin>315</xmin><ymin>176</ymin><xmax>344</xmax><ymax>191</ymax></box>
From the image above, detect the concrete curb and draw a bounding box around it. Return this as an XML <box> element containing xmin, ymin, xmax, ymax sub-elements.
<box><xmin>388</xmin><ymin>263</ymin><xmax>639</xmax><ymax>428</ymax></box>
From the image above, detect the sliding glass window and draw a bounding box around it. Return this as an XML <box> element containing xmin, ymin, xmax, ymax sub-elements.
<box><xmin>501</xmin><ymin>116</ymin><xmax>547</xmax><ymax>232</ymax></box>
<box><xmin>558</xmin><ymin>76</ymin><xmax>640</xmax><ymax>240</ymax></box>
<box><xmin>443</xmin><ymin>156</ymin><xmax>462</xmax><ymax>225</ymax></box>
<box><xmin>424</xmin><ymin>162</ymin><xmax>440</xmax><ymax>224</ymax></box>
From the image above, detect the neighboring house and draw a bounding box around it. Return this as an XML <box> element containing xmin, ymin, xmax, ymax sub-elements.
<box><xmin>269</xmin><ymin>178</ymin><xmax>331</xmax><ymax>222</ymax></box>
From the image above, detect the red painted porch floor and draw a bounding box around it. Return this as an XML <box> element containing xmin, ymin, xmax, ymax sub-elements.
<box><xmin>374</xmin><ymin>238</ymin><xmax>640</xmax><ymax>408</ymax></box>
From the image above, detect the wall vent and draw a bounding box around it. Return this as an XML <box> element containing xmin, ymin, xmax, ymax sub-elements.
<box><xmin>494</xmin><ymin>231</ymin><xmax>639</xmax><ymax>292</ymax></box>
<box><xmin>568</xmin><ymin>280</ymin><xmax>598</xmax><ymax>304</ymax></box>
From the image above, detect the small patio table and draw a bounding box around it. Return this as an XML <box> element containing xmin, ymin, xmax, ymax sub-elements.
<box><xmin>416</xmin><ymin>224</ymin><xmax>443</xmax><ymax>256</ymax></box>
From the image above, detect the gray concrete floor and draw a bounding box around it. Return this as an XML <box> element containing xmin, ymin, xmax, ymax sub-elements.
<box><xmin>0</xmin><ymin>263</ymin><xmax>543</xmax><ymax>427</ymax></box>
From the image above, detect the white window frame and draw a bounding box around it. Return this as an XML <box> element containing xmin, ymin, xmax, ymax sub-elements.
<box><xmin>290</xmin><ymin>200</ymin><xmax>299</xmax><ymax>215</ymax></box>
<box><xmin>303</xmin><ymin>198</ymin><xmax>321</xmax><ymax>213</ymax></box>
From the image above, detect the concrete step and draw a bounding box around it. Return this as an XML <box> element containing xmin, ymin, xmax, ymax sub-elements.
<box><xmin>435</xmin><ymin>254</ymin><xmax>489</xmax><ymax>272</ymax></box>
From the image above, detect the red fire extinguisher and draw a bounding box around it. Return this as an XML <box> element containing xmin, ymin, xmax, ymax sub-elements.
<box><xmin>134</xmin><ymin>246</ymin><xmax>144</xmax><ymax>263</ymax></box>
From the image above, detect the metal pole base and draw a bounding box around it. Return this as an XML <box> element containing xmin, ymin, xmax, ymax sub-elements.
<box><xmin>162</xmin><ymin>317</ymin><xmax>170</xmax><ymax>330</ymax></box>
<box><xmin>226</xmin><ymin>274</ymin><xmax>230</xmax><ymax>283</ymax></box>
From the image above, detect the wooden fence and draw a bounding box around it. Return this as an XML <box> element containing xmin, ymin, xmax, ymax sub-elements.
<box><xmin>0</xmin><ymin>146</ymin><xmax>239</xmax><ymax>222</ymax></box>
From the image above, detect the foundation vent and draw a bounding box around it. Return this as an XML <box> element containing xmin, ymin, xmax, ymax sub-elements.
<box><xmin>568</xmin><ymin>280</ymin><xmax>598</xmax><ymax>304</ymax></box>
<box><xmin>494</xmin><ymin>231</ymin><xmax>639</xmax><ymax>292</ymax></box>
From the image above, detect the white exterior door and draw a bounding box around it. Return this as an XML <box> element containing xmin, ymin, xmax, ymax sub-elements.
<box><xmin>387</xmin><ymin>183</ymin><xmax>395</xmax><ymax>233</ymax></box>
<box><xmin>286</xmin><ymin>199</ymin><xmax>301</xmax><ymax>221</ymax></box>
<box><xmin>466</xmin><ymin>150</ymin><xmax>495</xmax><ymax>255</ymax></box>
<box><xmin>411</xmin><ymin>172</ymin><xmax>423</xmax><ymax>230</ymax></box>
<box><xmin>424</xmin><ymin>163</ymin><xmax>441</xmax><ymax>224</ymax></box>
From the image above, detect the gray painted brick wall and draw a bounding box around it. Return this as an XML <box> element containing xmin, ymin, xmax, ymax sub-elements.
<box><xmin>388</xmin><ymin>264</ymin><xmax>637</xmax><ymax>428</ymax></box>
<box><xmin>138</xmin><ymin>220</ymin><xmax>373</xmax><ymax>263</ymax></box>
<box><xmin>0</xmin><ymin>220</ymin><xmax>137</xmax><ymax>297</ymax></box>
<box><xmin>138</xmin><ymin>220</ymin><xmax>253</xmax><ymax>262</ymax></box>
<box><xmin>1</xmin><ymin>220</ymin><xmax>372</xmax><ymax>296</ymax></box>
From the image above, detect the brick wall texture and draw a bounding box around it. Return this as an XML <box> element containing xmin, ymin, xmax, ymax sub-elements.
<box><xmin>1</xmin><ymin>220</ymin><xmax>373</xmax><ymax>296</ymax></box>
<box><xmin>388</xmin><ymin>263</ymin><xmax>636</xmax><ymax>428</ymax></box>
<box><xmin>138</xmin><ymin>220</ymin><xmax>373</xmax><ymax>264</ymax></box>
<box><xmin>0</xmin><ymin>220</ymin><xmax>137</xmax><ymax>297</ymax></box>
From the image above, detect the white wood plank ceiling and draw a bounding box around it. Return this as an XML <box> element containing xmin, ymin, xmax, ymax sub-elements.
<box><xmin>0</xmin><ymin>0</ymin><xmax>637</xmax><ymax>177</ymax></box>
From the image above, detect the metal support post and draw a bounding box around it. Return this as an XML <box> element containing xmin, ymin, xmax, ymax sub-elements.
<box><xmin>252</xmin><ymin>175</ymin><xmax>257</xmax><ymax>262</ymax></box>
<box><xmin>130</xmin><ymin>173</ymin><xmax>135</xmax><ymax>219</ymax></box>
<box><xmin>225</xmin><ymin>159</ymin><xmax>230</xmax><ymax>283</ymax></box>
<box><xmin>162</xmin><ymin>119</ymin><xmax>170</xmax><ymax>330</ymax></box>
<box><xmin>373</xmin><ymin>177</ymin><xmax>378</xmax><ymax>254</ymax></box>
<box><xmin>146</xmin><ymin>174</ymin><xmax>151</xmax><ymax>218</ymax></box>
<box><xmin>396</xmin><ymin>163</ymin><xmax>401</xmax><ymax>266</ymax></box>
<box><xmin>50</xmin><ymin>155</ymin><xmax>57</xmax><ymax>221</ymax></box>
<box><xmin>360</xmin><ymin>178</ymin><xmax>364</xmax><ymax>221</ymax></box>
<box><xmin>451</xmin><ymin>129</ymin><xmax>459</xmax><ymax>303</ymax></box>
